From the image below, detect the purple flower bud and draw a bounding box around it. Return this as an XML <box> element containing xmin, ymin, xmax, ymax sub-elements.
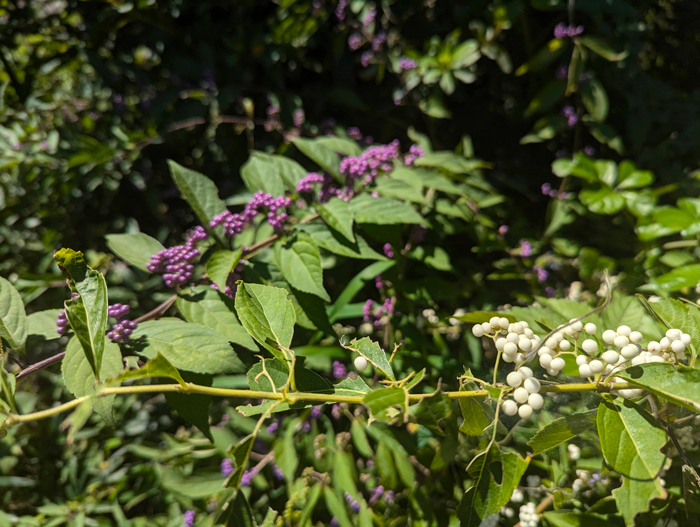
<box><xmin>348</xmin><ymin>33</ymin><xmax>362</xmax><ymax>51</ymax></box>
<box><xmin>350</xmin><ymin>500</ymin><xmax>360</xmax><ymax>513</ymax></box>
<box><xmin>399</xmin><ymin>57</ymin><xmax>418</xmax><ymax>71</ymax></box>
<box><xmin>184</xmin><ymin>510</ymin><xmax>195</xmax><ymax>527</ymax></box>
<box><xmin>267</xmin><ymin>421</ymin><xmax>279</xmax><ymax>434</ymax></box>
<box><xmin>331</xmin><ymin>518</ymin><xmax>339</xmax><ymax>527</ymax></box>
<box><xmin>520</xmin><ymin>240</ymin><xmax>533</xmax><ymax>258</ymax></box>
<box><xmin>361</xmin><ymin>51</ymin><xmax>374</xmax><ymax>67</ymax></box>
<box><xmin>584</xmin><ymin>145</ymin><xmax>595</xmax><ymax>156</ymax></box>
<box><xmin>498</xmin><ymin>225</ymin><xmax>509</xmax><ymax>236</ymax></box>
<box><xmin>221</xmin><ymin>459</ymin><xmax>233</xmax><ymax>477</ymax></box>
<box><xmin>311</xmin><ymin>406</ymin><xmax>322</xmax><ymax>419</ymax></box>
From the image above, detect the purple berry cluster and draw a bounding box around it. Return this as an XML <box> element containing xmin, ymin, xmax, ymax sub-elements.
<box><xmin>372</xmin><ymin>31</ymin><xmax>387</xmax><ymax>51</ymax></box>
<box><xmin>344</xmin><ymin>492</ymin><xmax>361</xmax><ymax>513</ymax></box>
<box><xmin>56</xmin><ymin>310</ymin><xmax>69</xmax><ymax>335</ymax></box>
<box><xmin>220</xmin><ymin>458</ymin><xmax>233</xmax><ymax>477</ymax></box>
<box><xmin>554</xmin><ymin>23</ymin><xmax>584</xmax><ymax>39</ymax></box>
<box><xmin>184</xmin><ymin>510</ymin><xmax>195</xmax><ymax>527</ymax></box>
<box><xmin>520</xmin><ymin>239</ymin><xmax>533</xmax><ymax>258</ymax></box>
<box><xmin>404</xmin><ymin>144</ymin><xmax>425</xmax><ymax>166</ymax></box>
<box><xmin>296</xmin><ymin>172</ymin><xmax>326</xmax><ymax>194</ymax></box>
<box><xmin>332</xmin><ymin>360</ymin><xmax>347</xmax><ymax>379</ymax></box>
<box><xmin>533</xmin><ymin>265</ymin><xmax>549</xmax><ymax>283</ymax></box>
<box><xmin>340</xmin><ymin>140</ymin><xmax>400</xmax><ymax>186</ymax></box>
<box><xmin>210</xmin><ymin>262</ymin><xmax>243</xmax><ymax>298</ymax></box>
<box><xmin>241</xmin><ymin>467</ymin><xmax>258</xmax><ymax>486</ymax></box>
<box><xmin>541</xmin><ymin>183</ymin><xmax>571</xmax><ymax>200</ymax></box>
<box><xmin>399</xmin><ymin>57</ymin><xmax>418</xmax><ymax>71</ymax></box>
<box><xmin>383</xmin><ymin>243</ymin><xmax>394</xmax><ymax>258</ymax></box>
<box><xmin>562</xmin><ymin>105</ymin><xmax>578</xmax><ymax>127</ymax></box>
<box><xmin>107</xmin><ymin>318</ymin><xmax>137</xmax><ymax>342</ymax></box>
<box><xmin>147</xmin><ymin>226</ymin><xmax>208</xmax><ymax>288</ymax></box>
<box><xmin>361</xmin><ymin>51</ymin><xmax>374</xmax><ymax>67</ymax></box>
<box><xmin>108</xmin><ymin>303</ymin><xmax>130</xmax><ymax>319</ymax></box>
<box><xmin>363</xmin><ymin>297</ymin><xmax>396</xmax><ymax>327</ymax></box>
<box><xmin>210</xmin><ymin>191</ymin><xmax>292</xmax><ymax>236</ymax></box>
<box><xmin>348</xmin><ymin>33</ymin><xmax>362</xmax><ymax>50</ymax></box>
<box><xmin>271</xmin><ymin>462</ymin><xmax>285</xmax><ymax>480</ymax></box>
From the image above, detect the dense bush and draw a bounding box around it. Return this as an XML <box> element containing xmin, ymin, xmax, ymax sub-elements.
<box><xmin>2</xmin><ymin>1</ymin><xmax>700</xmax><ymax>526</ymax></box>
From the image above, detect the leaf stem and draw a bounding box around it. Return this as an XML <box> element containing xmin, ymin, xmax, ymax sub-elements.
<box><xmin>2</xmin><ymin>380</ymin><xmax>636</xmax><ymax>426</ymax></box>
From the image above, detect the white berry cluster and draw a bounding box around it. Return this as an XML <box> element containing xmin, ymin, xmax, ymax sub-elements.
<box><xmin>472</xmin><ymin>317</ymin><xmax>541</xmax><ymax>365</ymax></box>
<box><xmin>518</xmin><ymin>502</ymin><xmax>539</xmax><ymax>527</ymax></box>
<box><xmin>501</xmin><ymin>367</ymin><xmax>543</xmax><ymax>419</ymax></box>
<box><xmin>535</xmin><ymin>318</ymin><xmax>588</xmax><ymax>376</ymax></box>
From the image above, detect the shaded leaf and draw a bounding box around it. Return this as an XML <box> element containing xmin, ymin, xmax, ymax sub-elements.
<box><xmin>528</xmin><ymin>410</ymin><xmax>596</xmax><ymax>455</ymax></box>
<box><xmin>26</xmin><ymin>309</ymin><xmax>63</xmax><ymax>341</ymax></box>
<box><xmin>274</xmin><ymin>233</ymin><xmax>330</xmax><ymax>302</ymax></box>
<box><xmin>315</xmin><ymin>197</ymin><xmax>355</xmax><ymax>242</ymax></box>
<box><xmin>105</xmin><ymin>233</ymin><xmax>164</xmax><ymax>272</ymax></box>
<box><xmin>206</xmin><ymin>249</ymin><xmax>243</xmax><ymax>292</ymax></box>
<box><xmin>343</xmin><ymin>337</ymin><xmax>395</xmax><ymax>380</ymax></box>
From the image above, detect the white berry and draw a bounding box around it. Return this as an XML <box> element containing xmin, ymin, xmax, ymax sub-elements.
<box><xmin>513</xmin><ymin>387</ymin><xmax>529</xmax><ymax>403</ymax></box>
<box><xmin>507</xmin><ymin>372</ymin><xmax>523</xmax><ymax>387</ymax></box>
<box><xmin>681</xmin><ymin>333</ymin><xmax>691</xmax><ymax>345</ymax></box>
<box><xmin>503</xmin><ymin>342</ymin><xmax>518</xmax><ymax>355</ymax></box>
<box><xmin>528</xmin><ymin>393</ymin><xmax>544</xmax><ymax>410</ymax></box>
<box><xmin>613</xmin><ymin>335</ymin><xmax>629</xmax><ymax>348</ymax></box>
<box><xmin>502</xmin><ymin>399</ymin><xmax>518</xmax><ymax>416</ymax></box>
<box><xmin>578</xmin><ymin>364</ymin><xmax>592</xmax><ymax>377</ymax></box>
<box><xmin>539</xmin><ymin>355</ymin><xmax>553</xmax><ymax>368</ymax></box>
<box><xmin>518</xmin><ymin>338</ymin><xmax>532</xmax><ymax>352</ymax></box>
<box><xmin>582</xmin><ymin>339</ymin><xmax>598</xmax><ymax>353</ymax></box>
<box><xmin>589</xmin><ymin>359</ymin><xmax>604</xmax><ymax>374</ymax></box>
<box><xmin>584</xmin><ymin>323</ymin><xmax>597</xmax><ymax>334</ymax></box>
<box><xmin>481</xmin><ymin>322</ymin><xmax>492</xmax><ymax>334</ymax></box>
<box><xmin>499</xmin><ymin>317</ymin><xmax>510</xmax><ymax>329</ymax></box>
<box><xmin>550</xmin><ymin>357</ymin><xmax>566</xmax><ymax>371</ymax></box>
<box><xmin>472</xmin><ymin>325</ymin><xmax>484</xmax><ymax>337</ymax></box>
<box><xmin>537</xmin><ymin>346</ymin><xmax>552</xmax><ymax>356</ymax></box>
<box><xmin>518</xmin><ymin>404</ymin><xmax>533</xmax><ymax>419</ymax></box>
<box><xmin>519</xmin><ymin>366</ymin><xmax>534</xmax><ymax>378</ymax></box>
<box><xmin>523</xmin><ymin>377</ymin><xmax>541</xmax><ymax>394</ymax></box>
<box><xmin>354</xmin><ymin>356</ymin><xmax>368</xmax><ymax>371</ymax></box>
<box><xmin>489</xmin><ymin>316</ymin><xmax>501</xmax><ymax>327</ymax></box>
<box><xmin>671</xmin><ymin>340</ymin><xmax>686</xmax><ymax>354</ymax></box>
<box><xmin>621</xmin><ymin>344</ymin><xmax>640</xmax><ymax>360</ymax></box>
<box><xmin>666</xmin><ymin>328</ymin><xmax>681</xmax><ymax>341</ymax></box>
<box><xmin>496</xmin><ymin>338</ymin><xmax>507</xmax><ymax>351</ymax></box>
<box><xmin>601</xmin><ymin>350</ymin><xmax>620</xmax><ymax>365</ymax></box>
<box><xmin>629</xmin><ymin>331</ymin><xmax>643</xmax><ymax>344</ymax></box>
<box><xmin>617</xmin><ymin>325</ymin><xmax>631</xmax><ymax>337</ymax></box>
<box><xmin>576</xmin><ymin>355</ymin><xmax>588</xmax><ymax>366</ymax></box>
<box><xmin>602</xmin><ymin>330</ymin><xmax>617</xmax><ymax>344</ymax></box>
<box><xmin>559</xmin><ymin>340</ymin><xmax>571</xmax><ymax>351</ymax></box>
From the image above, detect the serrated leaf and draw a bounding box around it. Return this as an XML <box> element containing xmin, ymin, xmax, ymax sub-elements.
<box><xmin>240</xmin><ymin>154</ymin><xmax>286</xmax><ymax>196</ymax></box>
<box><xmin>296</xmin><ymin>223</ymin><xmax>385</xmax><ymax>260</ymax></box>
<box><xmin>457</xmin><ymin>446</ymin><xmax>530</xmax><ymax>527</ymax></box>
<box><xmin>177</xmin><ymin>285</ymin><xmax>258</xmax><ymax>350</ymax></box>
<box><xmin>373</xmin><ymin>178</ymin><xmax>430</xmax><ymax>205</ymax></box>
<box><xmin>274</xmin><ymin>233</ymin><xmax>330</xmax><ymax>301</ymax></box>
<box><xmin>55</xmin><ymin>248</ymin><xmax>108</xmax><ymax>379</ymax></box>
<box><xmin>206</xmin><ymin>249</ymin><xmax>243</xmax><ymax>292</ymax></box>
<box><xmin>315</xmin><ymin>197</ymin><xmax>355</xmax><ymax>242</ymax></box>
<box><xmin>168</xmin><ymin>160</ymin><xmax>227</xmax><ymax>238</ymax></box>
<box><xmin>132</xmin><ymin>319</ymin><xmax>245</xmax><ymax>374</ymax></box>
<box><xmin>117</xmin><ymin>352</ymin><xmax>185</xmax><ymax>386</ymax></box>
<box><xmin>105</xmin><ymin>233</ymin><xmax>165</xmax><ymax>272</ymax></box>
<box><xmin>349</xmin><ymin>195</ymin><xmax>427</xmax><ymax>226</ymax></box>
<box><xmin>292</xmin><ymin>137</ymin><xmax>342</xmax><ymax>182</ymax></box>
<box><xmin>249</xmin><ymin>151</ymin><xmax>307</xmax><ymax>191</ymax></box>
<box><xmin>26</xmin><ymin>309</ymin><xmax>64</xmax><ymax>341</ymax></box>
<box><xmin>597</xmin><ymin>397</ymin><xmax>666</xmax><ymax>525</ymax></box>
<box><xmin>234</xmin><ymin>282</ymin><xmax>296</xmax><ymax>361</ymax></box>
<box><xmin>344</xmin><ymin>337</ymin><xmax>395</xmax><ymax>380</ymax></box>
<box><xmin>314</xmin><ymin>136</ymin><xmax>362</xmax><ymax>156</ymax></box>
<box><xmin>617</xmin><ymin>363</ymin><xmax>700</xmax><ymax>413</ymax></box>
<box><xmin>528</xmin><ymin>410</ymin><xmax>597</xmax><ymax>455</ymax></box>
<box><xmin>458</xmin><ymin>376</ymin><xmax>494</xmax><ymax>437</ymax></box>
<box><xmin>0</xmin><ymin>277</ymin><xmax>27</xmax><ymax>353</ymax></box>
<box><xmin>62</xmin><ymin>336</ymin><xmax>122</xmax><ymax>426</ymax></box>
<box><xmin>333</xmin><ymin>375</ymin><xmax>371</xmax><ymax>397</ymax></box>
<box><xmin>363</xmin><ymin>387</ymin><xmax>407</xmax><ymax>420</ymax></box>
<box><xmin>646</xmin><ymin>264</ymin><xmax>700</xmax><ymax>293</ymax></box>
<box><xmin>645</xmin><ymin>298</ymin><xmax>700</xmax><ymax>354</ymax></box>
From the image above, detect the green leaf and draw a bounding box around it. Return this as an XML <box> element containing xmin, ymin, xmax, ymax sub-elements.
<box><xmin>588</xmin><ymin>122</ymin><xmax>624</xmax><ymax>154</ymax></box>
<box><xmin>26</xmin><ymin>309</ymin><xmax>64</xmax><ymax>341</ymax></box>
<box><xmin>237</xmin><ymin>357</ymin><xmax>332</xmax><ymax>416</ymax></box>
<box><xmin>164</xmin><ymin>371</ymin><xmax>213</xmax><ymax>442</ymax></box>
<box><xmin>647</xmin><ymin>264</ymin><xmax>700</xmax><ymax>292</ymax></box>
<box><xmin>579</xmin><ymin>187</ymin><xmax>625</xmax><ymax>215</ymax></box>
<box><xmin>157</xmin><ymin>465</ymin><xmax>225</xmax><ymax>499</ymax></box>
<box><xmin>315</xmin><ymin>197</ymin><xmax>355</xmax><ymax>242</ymax></box>
<box><xmin>249</xmin><ymin>151</ymin><xmax>307</xmax><ymax>191</ymax></box>
<box><xmin>524</xmin><ymin>80</ymin><xmax>567</xmax><ymax>117</ymax></box>
<box><xmin>240</xmin><ymin>154</ymin><xmax>286</xmax><ymax>196</ymax></box>
<box><xmin>132</xmin><ymin>319</ymin><xmax>245</xmax><ymax>374</ymax></box>
<box><xmin>225</xmin><ymin>435</ymin><xmax>255</xmax><ymax>489</ymax></box>
<box><xmin>344</xmin><ymin>337</ymin><xmax>395</xmax><ymax>380</ymax></box>
<box><xmin>349</xmin><ymin>195</ymin><xmax>427</xmax><ymax>226</ymax></box>
<box><xmin>580</xmin><ymin>79</ymin><xmax>608</xmax><ymax>122</ymax></box>
<box><xmin>542</xmin><ymin>511</ymin><xmax>609</xmax><ymax>527</ymax></box>
<box><xmin>327</xmin><ymin>260</ymin><xmax>396</xmax><ymax>323</ymax></box>
<box><xmin>55</xmin><ymin>248</ymin><xmax>109</xmax><ymax>379</ymax></box>
<box><xmin>292</xmin><ymin>137</ymin><xmax>342</xmax><ymax>182</ymax></box>
<box><xmin>300</xmin><ymin>483</ymin><xmax>323</xmax><ymax>527</ymax></box>
<box><xmin>333</xmin><ymin>375</ymin><xmax>372</xmax><ymax>397</ymax></box>
<box><xmin>314</xmin><ymin>136</ymin><xmax>362</xmax><ymax>156</ymax></box>
<box><xmin>580</xmin><ymin>36</ymin><xmax>628</xmax><ymax>61</ymax></box>
<box><xmin>296</xmin><ymin>223</ymin><xmax>385</xmax><ymax>260</ymax></box>
<box><xmin>206</xmin><ymin>249</ymin><xmax>243</xmax><ymax>292</ymax></box>
<box><xmin>274</xmin><ymin>233</ymin><xmax>330</xmax><ymax>302</ymax></box>
<box><xmin>528</xmin><ymin>410</ymin><xmax>597</xmax><ymax>455</ymax></box>
<box><xmin>117</xmin><ymin>352</ymin><xmax>185</xmax><ymax>386</ymax></box>
<box><xmin>0</xmin><ymin>277</ymin><xmax>27</xmax><ymax>353</ymax></box>
<box><xmin>62</xmin><ymin>336</ymin><xmax>122</xmax><ymax>426</ymax></box>
<box><xmin>274</xmin><ymin>419</ymin><xmax>299</xmax><ymax>480</ymax></box>
<box><xmin>458</xmin><ymin>375</ymin><xmax>495</xmax><ymax>436</ymax></box>
<box><xmin>234</xmin><ymin>282</ymin><xmax>296</xmax><ymax>361</ymax></box>
<box><xmin>551</xmin><ymin>154</ymin><xmax>598</xmax><ymax>181</ymax></box>
<box><xmin>603</xmin><ymin>295</ymin><xmax>661</xmax><ymax>339</ymax></box>
<box><xmin>451</xmin><ymin>39</ymin><xmax>480</xmax><ymax>68</ymax></box>
<box><xmin>414</xmin><ymin>391</ymin><xmax>452</xmax><ymax>433</ymax></box>
<box><xmin>597</xmin><ymin>397</ymin><xmax>666</xmax><ymax>524</ymax></box>
<box><xmin>617</xmin><ymin>161</ymin><xmax>654</xmax><ymax>190</ymax></box>
<box><xmin>414</xmin><ymin>151</ymin><xmax>488</xmax><ymax>174</ymax></box>
<box><xmin>457</xmin><ymin>446</ymin><xmax>530</xmax><ymax>527</ymax></box>
<box><xmin>351</xmin><ymin>420</ymin><xmax>373</xmax><ymax>457</ymax></box>
<box><xmin>225</xmin><ymin>492</ymin><xmax>255</xmax><ymax>527</ymax></box>
<box><xmin>515</xmin><ymin>38</ymin><xmax>567</xmax><ymax>76</ymax></box>
<box><xmin>177</xmin><ymin>285</ymin><xmax>257</xmax><ymax>351</ymax></box>
<box><xmin>105</xmin><ymin>233</ymin><xmax>165</xmax><ymax>272</ymax></box>
<box><xmin>375</xmin><ymin>441</ymin><xmax>397</xmax><ymax>488</ymax></box>
<box><xmin>363</xmin><ymin>387</ymin><xmax>407</xmax><ymax>420</ymax></box>
<box><xmin>324</xmin><ymin>487</ymin><xmax>353</xmax><ymax>527</ymax></box>
<box><xmin>374</xmin><ymin>178</ymin><xmax>430</xmax><ymax>205</ymax></box>
<box><xmin>617</xmin><ymin>363</ymin><xmax>700</xmax><ymax>413</ymax></box>
<box><xmin>168</xmin><ymin>160</ymin><xmax>227</xmax><ymax>238</ymax></box>
<box><xmin>644</xmin><ymin>298</ymin><xmax>700</xmax><ymax>353</ymax></box>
